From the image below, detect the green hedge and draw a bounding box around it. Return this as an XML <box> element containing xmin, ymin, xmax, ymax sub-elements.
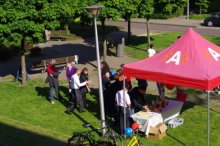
<box><xmin>150</xmin><ymin>7</ymin><xmax>185</xmax><ymax>19</ymax></box>
<box><xmin>189</xmin><ymin>14</ymin><xmax>210</xmax><ymax>20</ymax></box>
<box><xmin>208</xmin><ymin>1</ymin><xmax>220</xmax><ymax>13</ymax></box>
<box><xmin>150</xmin><ymin>13</ymin><xmax>171</xmax><ymax>19</ymax></box>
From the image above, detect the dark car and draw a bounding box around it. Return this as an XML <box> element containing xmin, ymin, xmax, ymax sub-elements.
<box><xmin>204</xmin><ymin>12</ymin><xmax>220</xmax><ymax>27</ymax></box>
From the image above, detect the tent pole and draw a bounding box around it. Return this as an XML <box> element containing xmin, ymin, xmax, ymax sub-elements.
<box><xmin>207</xmin><ymin>90</ymin><xmax>210</xmax><ymax>146</ymax></box>
<box><xmin>123</xmin><ymin>75</ymin><xmax>126</xmax><ymax>139</ymax></box>
<box><xmin>156</xmin><ymin>82</ymin><xmax>161</xmax><ymax>98</ymax></box>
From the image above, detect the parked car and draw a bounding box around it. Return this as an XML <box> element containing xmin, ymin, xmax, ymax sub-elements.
<box><xmin>204</xmin><ymin>12</ymin><xmax>220</xmax><ymax>26</ymax></box>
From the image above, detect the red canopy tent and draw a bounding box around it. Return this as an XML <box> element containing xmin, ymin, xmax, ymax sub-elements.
<box><xmin>123</xmin><ymin>28</ymin><xmax>220</xmax><ymax>90</ymax></box>
<box><xmin>123</xmin><ymin>28</ymin><xmax>220</xmax><ymax>145</ymax></box>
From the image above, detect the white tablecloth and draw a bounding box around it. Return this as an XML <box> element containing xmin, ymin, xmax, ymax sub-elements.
<box><xmin>131</xmin><ymin>112</ymin><xmax>163</xmax><ymax>136</ymax></box>
<box><xmin>130</xmin><ymin>100</ymin><xmax>183</xmax><ymax>136</ymax></box>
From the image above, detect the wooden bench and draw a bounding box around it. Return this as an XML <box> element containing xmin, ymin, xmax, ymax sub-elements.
<box><xmin>50</xmin><ymin>30</ymin><xmax>69</xmax><ymax>41</ymax></box>
<box><xmin>50</xmin><ymin>36</ymin><xmax>67</xmax><ymax>41</ymax></box>
<box><xmin>30</xmin><ymin>55</ymin><xmax>79</xmax><ymax>73</ymax></box>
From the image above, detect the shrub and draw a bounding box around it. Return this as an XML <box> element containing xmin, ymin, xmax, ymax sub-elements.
<box><xmin>150</xmin><ymin>13</ymin><xmax>171</xmax><ymax>19</ymax></box>
<box><xmin>0</xmin><ymin>48</ymin><xmax>12</xmax><ymax>61</ymax></box>
<box><xmin>29</xmin><ymin>47</ymin><xmax>41</xmax><ymax>56</ymax></box>
<box><xmin>189</xmin><ymin>14</ymin><xmax>210</xmax><ymax>20</ymax></box>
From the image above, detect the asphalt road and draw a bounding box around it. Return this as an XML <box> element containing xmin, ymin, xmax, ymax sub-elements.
<box><xmin>105</xmin><ymin>20</ymin><xmax>220</xmax><ymax>36</ymax></box>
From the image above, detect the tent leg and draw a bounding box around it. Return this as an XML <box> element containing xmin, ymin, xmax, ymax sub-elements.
<box><xmin>156</xmin><ymin>82</ymin><xmax>161</xmax><ymax>98</ymax></box>
<box><xmin>123</xmin><ymin>75</ymin><xmax>126</xmax><ymax>139</ymax></box>
<box><xmin>207</xmin><ymin>90</ymin><xmax>210</xmax><ymax>146</ymax></box>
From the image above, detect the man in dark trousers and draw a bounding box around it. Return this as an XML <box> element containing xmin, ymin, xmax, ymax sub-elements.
<box><xmin>115</xmin><ymin>83</ymin><xmax>131</xmax><ymax>134</ymax></box>
<box><xmin>66</xmin><ymin>62</ymin><xmax>76</xmax><ymax>99</ymax></box>
<box><xmin>102</xmin><ymin>71</ymin><xmax>111</xmax><ymax>116</ymax></box>
<box><xmin>45</xmin><ymin>59</ymin><xmax>64</xmax><ymax>104</ymax></box>
<box><xmin>128</xmin><ymin>85</ymin><xmax>147</xmax><ymax>115</ymax></box>
<box><xmin>109</xmin><ymin>74</ymin><xmax>123</xmax><ymax>120</ymax></box>
<box><xmin>67</xmin><ymin>69</ymin><xmax>91</xmax><ymax>113</ymax></box>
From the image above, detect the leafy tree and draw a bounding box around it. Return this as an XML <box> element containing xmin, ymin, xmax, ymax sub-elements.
<box><xmin>138</xmin><ymin>0</ymin><xmax>154</xmax><ymax>49</ymax></box>
<box><xmin>156</xmin><ymin>0</ymin><xmax>187</xmax><ymax>15</ymax></box>
<box><xmin>73</xmin><ymin>0</ymin><xmax>94</xmax><ymax>26</ymax></box>
<box><xmin>97</xmin><ymin>0</ymin><xmax>121</xmax><ymax>61</ymax></box>
<box><xmin>0</xmin><ymin>0</ymin><xmax>76</xmax><ymax>85</ymax></box>
<box><xmin>74</xmin><ymin>0</ymin><xmax>121</xmax><ymax>61</ymax></box>
<box><xmin>119</xmin><ymin>0</ymin><xmax>141</xmax><ymax>43</ymax></box>
<box><xmin>196</xmin><ymin>0</ymin><xmax>209</xmax><ymax>14</ymax></box>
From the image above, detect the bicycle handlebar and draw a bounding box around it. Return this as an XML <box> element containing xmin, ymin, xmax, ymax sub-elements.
<box><xmin>99</xmin><ymin>117</ymin><xmax>115</xmax><ymax>123</ymax></box>
<box><xmin>97</xmin><ymin>127</ymin><xmax>105</xmax><ymax>130</ymax></box>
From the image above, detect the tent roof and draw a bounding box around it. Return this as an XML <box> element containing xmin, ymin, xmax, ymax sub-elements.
<box><xmin>123</xmin><ymin>28</ymin><xmax>220</xmax><ymax>90</ymax></box>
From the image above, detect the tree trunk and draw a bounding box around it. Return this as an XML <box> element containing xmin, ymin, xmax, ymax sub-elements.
<box><xmin>101</xmin><ymin>19</ymin><xmax>107</xmax><ymax>61</ymax></box>
<box><xmin>66</xmin><ymin>20</ymin><xmax>70</xmax><ymax>34</ymax></box>
<box><xmin>128</xmin><ymin>20</ymin><xmax>131</xmax><ymax>43</ymax></box>
<box><xmin>21</xmin><ymin>38</ymin><xmax>26</xmax><ymax>85</ymax></box>
<box><xmin>146</xmin><ymin>14</ymin><xmax>150</xmax><ymax>50</ymax></box>
<box><xmin>200</xmin><ymin>5</ymin><xmax>202</xmax><ymax>15</ymax></box>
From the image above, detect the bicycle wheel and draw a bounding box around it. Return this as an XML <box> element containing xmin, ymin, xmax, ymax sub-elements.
<box><xmin>67</xmin><ymin>134</ymin><xmax>92</xmax><ymax>146</ymax></box>
<box><xmin>108</xmin><ymin>133</ymin><xmax>123</xmax><ymax>146</ymax></box>
<box><xmin>97</xmin><ymin>139</ymin><xmax>114</xmax><ymax>146</ymax></box>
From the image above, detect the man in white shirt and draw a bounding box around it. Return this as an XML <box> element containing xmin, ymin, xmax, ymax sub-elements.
<box><xmin>147</xmin><ymin>44</ymin><xmax>156</xmax><ymax>57</ymax></box>
<box><xmin>67</xmin><ymin>69</ymin><xmax>91</xmax><ymax>113</ymax></box>
<box><xmin>115</xmin><ymin>83</ymin><xmax>131</xmax><ymax>134</ymax></box>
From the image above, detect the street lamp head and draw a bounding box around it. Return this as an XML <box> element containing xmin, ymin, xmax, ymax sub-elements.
<box><xmin>85</xmin><ymin>5</ymin><xmax>104</xmax><ymax>18</ymax></box>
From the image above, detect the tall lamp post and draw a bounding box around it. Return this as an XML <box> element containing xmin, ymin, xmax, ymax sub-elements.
<box><xmin>187</xmin><ymin>0</ymin><xmax>189</xmax><ymax>19</ymax></box>
<box><xmin>85</xmin><ymin>5</ymin><xmax>105</xmax><ymax>135</ymax></box>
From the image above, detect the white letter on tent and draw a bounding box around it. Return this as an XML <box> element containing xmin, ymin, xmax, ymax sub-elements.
<box><xmin>208</xmin><ymin>48</ymin><xmax>220</xmax><ymax>61</ymax></box>
<box><xmin>165</xmin><ymin>51</ymin><xmax>181</xmax><ymax>65</ymax></box>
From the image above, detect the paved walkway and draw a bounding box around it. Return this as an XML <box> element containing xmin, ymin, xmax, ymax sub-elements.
<box><xmin>0</xmin><ymin>17</ymin><xmax>208</xmax><ymax>89</ymax></box>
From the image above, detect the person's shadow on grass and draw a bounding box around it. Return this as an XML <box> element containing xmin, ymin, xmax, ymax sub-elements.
<box><xmin>35</xmin><ymin>86</ymin><xmax>70</xmax><ymax>107</ymax></box>
<box><xmin>35</xmin><ymin>86</ymin><xmax>49</xmax><ymax>102</ymax></box>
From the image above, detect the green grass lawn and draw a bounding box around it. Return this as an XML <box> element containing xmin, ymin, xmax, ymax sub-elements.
<box><xmin>1</xmin><ymin>32</ymin><xmax>220</xmax><ymax>146</ymax></box>
<box><xmin>1</xmin><ymin>79</ymin><xmax>220</xmax><ymax>146</ymax></box>
<box><xmin>125</xmin><ymin>32</ymin><xmax>220</xmax><ymax>60</ymax></box>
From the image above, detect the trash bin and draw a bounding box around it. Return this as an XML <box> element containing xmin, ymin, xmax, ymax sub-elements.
<box><xmin>116</xmin><ymin>38</ymin><xmax>125</xmax><ymax>57</ymax></box>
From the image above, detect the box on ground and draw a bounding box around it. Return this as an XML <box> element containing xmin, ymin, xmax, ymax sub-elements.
<box><xmin>168</xmin><ymin>118</ymin><xmax>184</xmax><ymax>128</ymax></box>
<box><xmin>148</xmin><ymin>123</ymin><xmax>167</xmax><ymax>140</ymax></box>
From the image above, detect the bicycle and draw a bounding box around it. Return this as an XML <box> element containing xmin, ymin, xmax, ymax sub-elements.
<box><xmin>127</xmin><ymin>129</ymin><xmax>146</xmax><ymax>146</ymax></box>
<box><xmin>67</xmin><ymin>118</ymin><xmax>123</xmax><ymax>146</ymax></box>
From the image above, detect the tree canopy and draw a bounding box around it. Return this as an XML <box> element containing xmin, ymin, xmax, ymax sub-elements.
<box><xmin>0</xmin><ymin>0</ymin><xmax>78</xmax><ymax>85</ymax></box>
<box><xmin>0</xmin><ymin>0</ymin><xmax>77</xmax><ymax>44</ymax></box>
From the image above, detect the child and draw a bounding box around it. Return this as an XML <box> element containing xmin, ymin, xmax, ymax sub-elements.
<box><xmin>147</xmin><ymin>44</ymin><xmax>156</xmax><ymax>57</ymax></box>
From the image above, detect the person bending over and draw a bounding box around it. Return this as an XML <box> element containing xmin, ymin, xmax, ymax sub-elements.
<box><xmin>128</xmin><ymin>85</ymin><xmax>147</xmax><ymax>115</ymax></box>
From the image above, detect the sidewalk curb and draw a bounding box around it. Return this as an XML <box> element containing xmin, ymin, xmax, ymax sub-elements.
<box><xmin>149</xmin><ymin>22</ymin><xmax>197</xmax><ymax>28</ymax></box>
<box><xmin>115</xmin><ymin>19</ymin><xmax>200</xmax><ymax>28</ymax></box>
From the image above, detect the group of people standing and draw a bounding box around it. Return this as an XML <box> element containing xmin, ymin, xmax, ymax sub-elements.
<box><xmin>45</xmin><ymin>59</ymin><xmax>149</xmax><ymax>134</ymax></box>
<box><xmin>101</xmin><ymin>61</ymin><xmax>148</xmax><ymax>134</ymax></box>
<box><xmin>45</xmin><ymin>60</ymin><xmax>91</xmax><ymax>113</ymax></box>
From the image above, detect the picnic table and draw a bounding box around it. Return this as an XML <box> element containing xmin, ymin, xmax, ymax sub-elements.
<box><xmin>131</xmin><ymin>100</ymin><xmax>183</xmax><ymax>136</ymax></box>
